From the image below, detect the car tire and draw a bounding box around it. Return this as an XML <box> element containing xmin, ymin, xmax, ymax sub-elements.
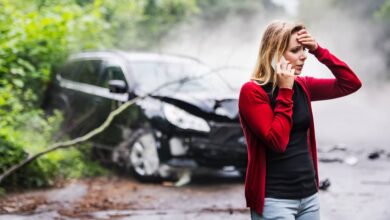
<box><xmin>125</xmin><ymin>129</ymin><xmax>161</xmax><ymax>182</ymax></box>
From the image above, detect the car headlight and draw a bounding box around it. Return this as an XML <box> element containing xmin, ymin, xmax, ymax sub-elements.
<box><xmin>162</xmin><ymin>103</ymin><xmax>210</xmax><ymax>132</ymax></box>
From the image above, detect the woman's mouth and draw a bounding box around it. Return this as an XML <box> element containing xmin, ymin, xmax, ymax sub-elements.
<box><xmin>295</xmin><ymin>65</ymin><xmax>304</xmax><ymax>70</ymax></box>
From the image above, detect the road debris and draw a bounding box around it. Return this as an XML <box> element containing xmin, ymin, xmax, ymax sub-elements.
<box><xmin>344</xmin><ymin>156</ymin><xmax>359</xmax><ymax>166</ymax></box>
<box><xmin>319</xmin><ymin>178</ymin><xmax>331</xmax><ymax>191</ymax></box>
<box><xmin>368</xmin><ymin>150</ymin><xmax>385</xmax><ymax>160</ymax></box>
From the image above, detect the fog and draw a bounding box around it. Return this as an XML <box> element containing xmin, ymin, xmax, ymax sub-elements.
<box><xmin>160</xmin><ymin>0</ymin><xmax>390</xmax><ymax>149</ymax></box>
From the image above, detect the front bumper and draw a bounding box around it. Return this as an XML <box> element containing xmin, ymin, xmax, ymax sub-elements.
<box><xmin>160</xmin><ymin>122</ymin><xmax>247</xmax><ymax>169</ymax></box>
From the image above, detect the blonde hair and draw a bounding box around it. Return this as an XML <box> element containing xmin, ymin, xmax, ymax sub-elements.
<box><xmin>251</xmin><ymin>20</ymin><xmax>305</xmax><ymax>92</ymax></box>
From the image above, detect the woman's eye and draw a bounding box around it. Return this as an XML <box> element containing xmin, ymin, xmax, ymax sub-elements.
<box><xmin>291</xmin><ymin>48</ymin><xmax>308</xmax><ymax>53</ymax></box>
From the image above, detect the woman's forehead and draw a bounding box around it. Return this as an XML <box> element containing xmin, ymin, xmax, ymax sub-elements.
<box><xmin>289</xmin><ymin>33</ymin><xmax>302</xmax><ymax>47</ymax></box>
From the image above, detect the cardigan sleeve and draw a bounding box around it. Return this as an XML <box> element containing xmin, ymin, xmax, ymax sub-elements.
<box><xmin>238</xmin><ymin>82</ymin><xmax>294</xmax><ymax>153</ymax></box>
<box><xmin>304</xmin><ymin>45</ymin><xmax>362</xmax><ymax>101</ymax></box>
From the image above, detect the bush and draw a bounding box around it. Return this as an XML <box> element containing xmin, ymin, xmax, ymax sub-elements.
<box><xmin>0</xmin><ymin>110</ymin><xmax>107</xmax><ymax>189</ymax></box>
<box><xmin>0</xmin><ymin>0</ymin><xmax>115</xmax><ymax>189</ymax></box>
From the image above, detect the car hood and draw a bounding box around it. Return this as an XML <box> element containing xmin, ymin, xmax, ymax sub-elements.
<box><xmin>153</xmin><ymin>91</ymin><xmax>239</xmax><ymax>120</ymax></box>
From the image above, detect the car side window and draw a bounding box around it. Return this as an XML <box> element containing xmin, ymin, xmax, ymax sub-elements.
<box><xmin>99</xmin><ymin>65</ymin><xmax>127</xmax><ymax>88</ymax></box>
<box><xmin>60</xmin><ymin>61</ymin><xmax>82</xmax><ymax>81</ymax></box>
<box><xmin>76</xmin><ymin>60</ymin><xmax>102</xmax><ymax>86</ymax></box>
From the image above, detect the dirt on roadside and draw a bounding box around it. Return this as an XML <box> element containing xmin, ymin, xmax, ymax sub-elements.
<box><xmin>0</xmin><ymin>173</ymin><xmax>247</xmax><ymax>219</ymax></box>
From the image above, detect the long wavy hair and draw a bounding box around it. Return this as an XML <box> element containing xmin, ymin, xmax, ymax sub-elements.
<box><xmin>251</xmin><ymin>21</ymin><xmax>305</xmax><ymax>92</ymax></box>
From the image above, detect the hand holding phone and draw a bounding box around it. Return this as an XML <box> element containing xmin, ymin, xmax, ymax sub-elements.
<box><xmin>272</xmin><ymin>55</ymin><xmax>295</xmax><ymax>89</ymax></box>
<box><xmin>271</xmin><ymin>56</ymin><xmax>287</xmax><ymax>71</ymax></box>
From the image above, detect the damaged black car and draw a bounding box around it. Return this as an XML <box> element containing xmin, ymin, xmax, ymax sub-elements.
<box><xmin>44</xmin><ymin>51</ymin><xmax>247</xmax><ymax>182</ymax></box>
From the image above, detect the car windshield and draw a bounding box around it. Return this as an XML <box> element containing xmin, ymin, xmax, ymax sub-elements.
<box><xmin>129</xmin><ymin>61</ymin><xmax>236</xmax><ymax>96</ymax></box>
<box><xmin>213</xmin><ymin>67</ymin><xmax>250</xmax><ymax>92</ymax></box>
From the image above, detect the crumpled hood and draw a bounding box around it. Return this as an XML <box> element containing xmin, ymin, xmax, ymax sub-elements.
<box><xmin>153</xmin><ymin>91</ymin><xmax>239</xmax><ymax>120</ymax></box>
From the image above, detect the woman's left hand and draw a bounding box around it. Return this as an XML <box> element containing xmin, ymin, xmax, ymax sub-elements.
<box><xmin>297</xmin><ymin>29</ymin><xmax>318</xmax><ymax>52</ymax></box>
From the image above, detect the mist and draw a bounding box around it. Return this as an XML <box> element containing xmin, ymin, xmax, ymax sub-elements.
<box><xmin>158</xmin><ymin>0</ymin><xmax>390</xmax><ymax>150</ymax></box>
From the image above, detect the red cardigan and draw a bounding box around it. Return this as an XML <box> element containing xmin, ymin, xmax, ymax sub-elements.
<box><xmin>238</xmin><ymin>45</ymin><xmax>362</xmax><ymax>215</ymax></box>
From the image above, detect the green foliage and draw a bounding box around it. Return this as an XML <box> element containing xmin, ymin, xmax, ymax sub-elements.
<box><xmin>375</xmin><ymin>0</ymin><xmax>390</xmax><ymax>19</ymax></box>
<box><xmin>196</xmin><ymin>0</ymin><xmax>263</xmax><ymax>21</ymax></box>
<box><xmin>0</xmin><ymin>0</ymin><xmax>113</xmax><ymax>190</ymax></box>
<box><xmin>0</xmin><ymin>134</ymin><xmax>27</xmax><ymax>175</ymax></box>
<box><xmin>0</xmin><ymin>0</ymin><xmax>112</xmax><ymax>111</ymax></box>
<box><xmin>0</xmin><ymin>110</ymin><xmax>107</xmax><ymax>189</ymax></box>
<box><xmin>136</xmin><ymin>0</ymin><xmax>198</xmax><ymax>48</ymax></box>
<box><xmin>100</xmin><ymin>0</ymin><xmax>198</xmax><ymax>49</ymax></box>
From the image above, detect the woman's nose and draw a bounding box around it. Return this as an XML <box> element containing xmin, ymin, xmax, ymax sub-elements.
<box><xmin>300</xmin><ymin>51</ymin><xmax>307</xmax><ymax>60</ymax></box>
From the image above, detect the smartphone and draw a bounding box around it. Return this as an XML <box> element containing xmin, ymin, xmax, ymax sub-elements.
<box><xmin>271</xmin><ymin>56</ymin><xmax>287</xmax><ymax>71</ymax></box>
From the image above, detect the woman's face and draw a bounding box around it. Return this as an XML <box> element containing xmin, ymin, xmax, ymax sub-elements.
<box><xmin>283</xmin><ymin>32</ymin><xmax>308</xmax><ymax>75</ymax></box>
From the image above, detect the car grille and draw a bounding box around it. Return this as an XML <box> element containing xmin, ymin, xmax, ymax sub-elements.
<box><xmin>208</xmin><ymin>121</ymin><xmax>245</xmax><ymax>146</ymax></box>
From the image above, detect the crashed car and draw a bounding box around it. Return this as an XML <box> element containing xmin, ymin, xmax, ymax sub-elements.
<box><xmin>44</xmin><ymin>51</ymin><xmax>247</xmax><ymax>181</ymax></box>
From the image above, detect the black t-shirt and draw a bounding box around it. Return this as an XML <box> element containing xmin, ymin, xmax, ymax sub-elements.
<box><xmin>262</xmin><ymin>82</ymin><xmax>317</xmax><ymax>199</ymax></box>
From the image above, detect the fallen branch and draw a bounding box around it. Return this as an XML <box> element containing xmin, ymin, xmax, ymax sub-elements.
<box><xmin>0</xmin><ymin>96</ymin><xmax>142</xmax><ymax>184</ymax></box>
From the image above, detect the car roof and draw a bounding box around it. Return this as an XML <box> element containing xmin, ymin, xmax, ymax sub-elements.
<box><xmin>68</xmin><ymin>50</ymin><xmax>204</xmax><ymax>65</ymax></box>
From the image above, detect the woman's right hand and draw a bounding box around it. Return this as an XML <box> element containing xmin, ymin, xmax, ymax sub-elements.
<box><xmin>276</xmin><ymin>59</ymin><xmax>295</xmax><ymax>89</ymax></box>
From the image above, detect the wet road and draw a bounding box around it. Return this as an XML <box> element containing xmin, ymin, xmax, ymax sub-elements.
<box><xmin>1</xmin><ymin>147</ymin><xmax>390</xmax><ymax>220</ymax></box>
<box><xmin>0</xmin><ymin>171</ymin><xmax>249</xmax><ymax>220</ymax></box>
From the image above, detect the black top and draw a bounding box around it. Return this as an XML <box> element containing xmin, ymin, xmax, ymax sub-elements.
<box><xmin>262</xmin><ymin>82</ymin><xmax>317</xmax><ymax>199</ymax></box>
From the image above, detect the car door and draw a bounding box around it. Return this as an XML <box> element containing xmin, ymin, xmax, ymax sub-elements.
<box><xmin>49</xmin><ymin>61</ymin><xmax>82</xmax><ymax>124</ymax></box>
<box><xmin>62</xmin><ymin>59</ymin><xmax>104</xmax><ymax>137</ymax></box>
<box><xmin>93</xmin><ymin>59</ymin><xmax>131</xmax><ymax>147</ymax></box>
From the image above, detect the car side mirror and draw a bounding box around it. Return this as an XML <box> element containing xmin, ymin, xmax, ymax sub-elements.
<box><xmin>108</xmin><ymin>80</ymin><xmax>127</xmax><ymax>94</ymax></box>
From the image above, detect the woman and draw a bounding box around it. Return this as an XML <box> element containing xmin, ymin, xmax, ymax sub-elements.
<box><xmin>238</xmin><ymin>20</ymin><xmax>361</xmax><ymax>220</ymax></box>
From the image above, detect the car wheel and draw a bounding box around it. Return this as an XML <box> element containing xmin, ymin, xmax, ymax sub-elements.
<box><xmin>126</xmin><ymin>129</ymin><xmax>161</xmax><ymax>182</ymax></box>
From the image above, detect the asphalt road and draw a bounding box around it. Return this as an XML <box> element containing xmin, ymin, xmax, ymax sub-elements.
<box><xmin>1</xmin><ymin>147</ymin><xmax>390</xmax><ymax>220</ymax></box>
